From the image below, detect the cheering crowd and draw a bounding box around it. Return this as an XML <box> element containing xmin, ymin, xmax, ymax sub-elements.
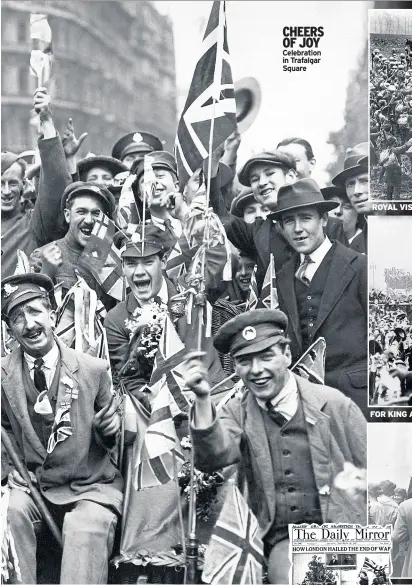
<box><xmin>368</xmin><ymin>480</ymin><xmax>412</xmax><ymax>578</ymax></box>
<box><xmin>369</xmin><ymin>288</ymin><xmax>412</xmax><ymax>405</ymax></box>
<box><xmin>1</xmin><ymin>13</ymin><xmax>372</xmax><ymax>585</ymax></box>
<box><xmin>370</xmin><ymin>37</ymin><xmax>412</xmax><ymax>200</ymax></box>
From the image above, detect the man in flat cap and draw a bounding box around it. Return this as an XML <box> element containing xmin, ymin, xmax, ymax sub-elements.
<box><xmin>272</xmin><ymin>178</ymin><xmax>368</xmax><ymax>414</ymax></box>
<box><xmin>322</xmin><ymin>186</ymin><xmax>366</xmax><ymax>254</ymax></box>
<box><xmin>208</xmin><ymin>150</ymin><xmax>347</xmax><ymax>292</ymax></box>
<box><xmin>29</xmin><ymin>181</ymin><xmax>116</xmax><ymax>308</ymax></box>
<box><xmin>182</xmin><ymin>308</ymin><xmax>366</xmax><ymax>584</ymax></box>
<box><xmin>1</xmin><ymin>89</ymin><xmax>72</xmax><ymax>278</ymax></box>
<box><xmin>111</xmin><ymin>131</ymin><xmax>163</xmax><ymax>170</ymax></box>
<box><xmin>1</xmin><ymin>273</ymin><xmax>122</xmax><ymax>584</ymax></box>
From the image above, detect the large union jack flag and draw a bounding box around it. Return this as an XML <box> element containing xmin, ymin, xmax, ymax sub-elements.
<box><xmin>202</xmin><ymin>483</ymin><xmax>264</xmax><ymax>584</ymax></box>
<box><xmin>175</xmin><ymin>0</ymin><xmax>237</xmax><ymax>189</ymax></box>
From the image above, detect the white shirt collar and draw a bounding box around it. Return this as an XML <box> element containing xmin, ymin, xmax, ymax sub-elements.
<box><xmin>24</xmin><ymin>342</ymin><xmax>59</xmax><ymax>370</ymax></box>
<box><xmin>299</xmin><ymin>236</ymin><xmax>332</xmax><ymax>266</ymax></box>
<box><xmin>256</xmin><ymin>371</ymin><xmax>299</xmax><ymax>421</ymax></box>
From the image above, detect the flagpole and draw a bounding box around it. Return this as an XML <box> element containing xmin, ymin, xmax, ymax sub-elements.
<box><xmin>270</xmin><ymin>253</ymin><xmax>274</xmax><ymax>309</ymax></box>
<box><xmin>142</xmin><ymin>157</ymin><xmax>147</xmax><ymax>256</ymax></box>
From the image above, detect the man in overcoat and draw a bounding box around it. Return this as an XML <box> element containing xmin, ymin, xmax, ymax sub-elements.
<box><xmin>183</xmin><ymin>309</ymin><xmax>367</xmax><ymax>584</ymax></box>
<box><xmin>1</xmin><ymin>273</ymin><xmax>123</xmax><ymax>584</ymax></box>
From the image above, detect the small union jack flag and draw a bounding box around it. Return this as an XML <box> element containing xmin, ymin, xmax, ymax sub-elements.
<box><xmin>258</xmin><ymin>254</ymin><xmax>278</xmax><ymax>310</ymax></box>
<box><xmin>202</xmin><ymin>482</ymin><xmax>264</xmax><ymax>584</ymax></box>
<box><xmin>291</xmin><ymin>337</ymin><xmax>326</xmax><ymax>384</ymax></box>
<box><xmin>174</xmin><ymin>1</ymin><xmax>237</xmax><ymax>189</ymax></box>
<box><xmin>79</xmin><ymin>215</ymin><xmax>126</xmax><ymax>301</ymax></box>
<box><xmin>245</xmin><ymin>265</ymin><xmax>258</xmax><ymax>311</ymax></box>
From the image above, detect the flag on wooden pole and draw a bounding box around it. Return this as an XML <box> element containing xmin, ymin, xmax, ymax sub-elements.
<box><xmin>174</xmin><ymin>1</ymin><xmax>237</xmax><ymax>189</ymax></box>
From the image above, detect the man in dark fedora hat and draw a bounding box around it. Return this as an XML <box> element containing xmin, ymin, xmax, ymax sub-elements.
<box><xmin>272</xmin><ymin>178</ymin><xmax>368</xmax><ymax>415</ymax></box>
<box><xmin>208</xmin><ymin>150</ymin><xmax>347</xmax><ymax>293</ymax></box>
<box><xmin>332</xmin><ymin>142</ymin><xmax>371</xmax><ymax>215</ymax></box>
<box><xmin>1</xmin><ymin>273</ymin><xmax>122</xmax><ymax>584</ymax></box>
<box><xmin>182</xmin><ymin>308</ymin><xmax>366</xmax><ymax>584</ymax></box>
<box><xmin>111</xmin><ymin>131</ymin><xmax>163</xmax><ymax>170</ymax></box>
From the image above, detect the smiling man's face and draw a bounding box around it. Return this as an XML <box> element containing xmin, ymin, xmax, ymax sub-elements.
<box><xmin>122</xmin><ymin>254</ymin><xmax>164</xmax><ymax>304</ymax></box>
<box><xmin>8</xmin><ymin>298</ymin><xmax>55</xmax><ymax>358</ymax></box>
<box><xmin>64</xmin><ymin>195</ymin><xmax>104</xmax><ymax>248</ymax></box>
<box><xmin>234</xmin><ymin>342</ymin><xmax>292</xmax><ymax>402</ymax></box>
<box><xmin>249</xmin><ymin>163</ymin><xmax>296</xmax><ymax>211</ymax></box>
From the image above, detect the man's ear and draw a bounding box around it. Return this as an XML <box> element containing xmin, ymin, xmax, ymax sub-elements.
<box><xmin>286</xmin><ymin>168</ymin><xmax>297</xmax><ymax>185</ymax></box>
<box><xmin>284</xmin><ymin>344</ymin><xmax>292</xmax><ymax>367</ymax></box>
<box><xmin>160</xmin><ymin>254</ymin><xmax>168</xmax><ymax>270</ymax></box>
<box><xmin>321</xmin><ymin>212</ymin><xmax>329</xmax><ymax>227</ymax></box>
<box><xmin>309</xmin><ymin>157</ymin><xmax>316</xmax><ymax>172</ymax></box>
<box><xmin>49</xmin><ymin>310</ymin><xmax>57</xmax><ymax>329</ymax></box>
<box><xmin>63</xmin><ymin>207</ymin><xmax>70</xmax><ymax>225</ymax></box>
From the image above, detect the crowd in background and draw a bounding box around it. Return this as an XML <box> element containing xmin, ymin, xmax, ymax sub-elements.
<box><xmin>370</xmin><ymin>36</ymin><xmax>412</xmax><ymax>199</ymax></box>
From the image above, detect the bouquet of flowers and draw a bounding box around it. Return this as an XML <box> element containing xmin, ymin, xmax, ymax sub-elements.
<box><xmin>121</xmin><ymin>299</ymin><xmax>168</xmax><ymax>379</ymax></box>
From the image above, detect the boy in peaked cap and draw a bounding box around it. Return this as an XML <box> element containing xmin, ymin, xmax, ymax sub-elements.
<box><xmin>182</xmin><ymin>308</ymin><xmax>366</xmax><ymax>584</ymax></box>
<box><xmin>1</xmin><ymin>273</ymin><xmax>122</xmax><ymax>584</ymax></box>
<box><xmin>272</xmin><ymin>178</ymin><xmax>368</xmax><ymax>415</ymax></box>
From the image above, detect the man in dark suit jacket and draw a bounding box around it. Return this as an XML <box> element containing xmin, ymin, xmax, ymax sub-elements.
<box><xmin>104</xmin><ymin>225</ymin><xmax>227</xmax><ymax>390</ymax></box>
<box><xmin>208</xmin><ymin>150</ymin><xmax>348</xmax><ymax>292</ymax></box>
<box><xmin>183</xmin><ymin>309</ymin><xmax>367</xmax><ymax>585</ymax></box>
<box><xmin>272</xmin><ymin>179</ymin><xmax>368</xmax><ymax>415</ymax></box>
<box><xmin>1</xmin><ymin>273</ymin><xmax>123</xmax><ymax>584</ymax></box>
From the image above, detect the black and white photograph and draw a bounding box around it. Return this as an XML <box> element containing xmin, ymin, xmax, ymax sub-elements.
<box><xmin>370</xmin><ymin>9</ymin><xmax>412</xmax><ymax>203</ymax></box>
<box><xmin>368</xmin><ymin>424</ymin><xmax>412</xmax><ymax>579</ymax></box>
<box><xmin>368</xmin><ymin>216</ymin><xmax>412</xmax><ymax>406</ymax></box>
<box><xmin>0</xmin><ymin>0</ymin><xmax>386</xmax><ymax>584</ymax></box>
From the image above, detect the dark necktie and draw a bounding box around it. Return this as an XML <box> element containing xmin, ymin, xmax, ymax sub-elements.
<box><xmin>33</xmin><ymin>358</ymin><xmax>48</xmax><ymax>394</ymax></box>
<box><xmin>266</xmin><ymin>401</ymin><xmax>288</xmax><ymax>427</ymax></box>
<box><xmin>295</xmin><ymin>254</ymin><xmax>314</xmax><ymax>287</ymax></box>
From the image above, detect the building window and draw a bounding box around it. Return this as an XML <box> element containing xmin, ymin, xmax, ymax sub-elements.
<box><xmin>2</xmin><ymin>65</ymin><xmax>19</xmax><ymax>95</ymax></box>
<box><xmin>19</xmin><ymin>67</ymin><xmax>29</xmax><ymax>95</ymax></box>
<box><xmin>17</xmin><ymin>18</ymin><xmax>27</xmax><ymax>43</ymax></box>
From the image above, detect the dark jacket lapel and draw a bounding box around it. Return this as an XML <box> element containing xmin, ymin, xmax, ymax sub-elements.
<box><xmin>2</xmin><ymin>348</ymin><xmax>47</xmax><ymax>458</ymax></box>
<box><xmin>243</xmin><ymin>392</ymin><xmax>276</xmax><ymax>525</ymax></box>
<box><xmin>313</xmin><ymin>242</ymin><xmax>357</xmax><ymax>336</ymax></box>
<box><xmin>277</xmin><ymin>258</ymin><xmax>302</xmax><ymax>352</ymax></box>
